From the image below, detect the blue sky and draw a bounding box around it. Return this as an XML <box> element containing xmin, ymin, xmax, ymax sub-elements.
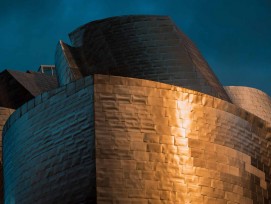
<box><xmin>0</xmin><ymin>0</ymin><xmax>270</xmax><ymax>95</ymax></box>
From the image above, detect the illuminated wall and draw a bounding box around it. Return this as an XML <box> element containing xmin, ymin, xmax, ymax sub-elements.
<box><xmin>94</xmin><ymin>75</ymin><xmax>271</xmax><ymax>204</ymax></box>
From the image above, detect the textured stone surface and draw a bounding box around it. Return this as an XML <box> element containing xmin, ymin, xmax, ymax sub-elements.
<box><xmin>94</xmin><ymin>75</ymin><xmax>271</xmax><ymax>204</ymax></box>
<box><xmin>3</xmin><ymin>76</ymin><xmax>95</xmax><ymax>204</ymax></box>
<box><xmin>66</xmin><ymin>15</ymin><xmax>230</xmax><ymax>102</ymax></box>
<box><xmin>225</xmin><ymin>86</ymin><xmax>271</xmax><ymax>124</ymax></box>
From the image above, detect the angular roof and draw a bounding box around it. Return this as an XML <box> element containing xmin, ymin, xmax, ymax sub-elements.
<box><xmin>8</xmin><ymin>70</ymin><xmax>58</xmax><ymax>96</ymax></box>
<box><xmin>0</xmin><ymin>70</ymin><xmax>58</xmax><ymax>109</ymax></box>
<box><xmin>54</xmin><ymin>41</ymin><xmax>83</xmax><ymax>86</ymax></box>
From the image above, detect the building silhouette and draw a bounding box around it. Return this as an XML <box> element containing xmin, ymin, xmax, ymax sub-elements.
<box><xmin>0</xmin><ymin>16</ymin><xmax>271</xmax><ymax>203</ymax></box>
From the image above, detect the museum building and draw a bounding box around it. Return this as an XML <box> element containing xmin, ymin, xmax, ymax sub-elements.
<box><xmin>0</xmin><ymin>15</ymin><xmax>271</xmax><ymax>203</ymax></box>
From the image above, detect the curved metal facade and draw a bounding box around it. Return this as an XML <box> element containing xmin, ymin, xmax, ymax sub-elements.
<box><xmin>94</xmin><ymin>75</ymin><xmax>271</xmax><ymax>204</ymax></box>
<box><xmin>3</xmin><ymin>74</ymin><xmax>271</xmax><ymax>203</ymax></box>
<box><xmin>2</xmin><ymin>15</ymin><xmax>271</xmax><ymax>204</ymax></box>
<box><xmin>0</xmin><ymin>108</ymin><xmax>14</xmax><ymax>201</ymax></box>
<box><xmin>66</xmin><ymin>15</ymin><xmax>231</xmax><ymax>102</ymax></box>
<box><xmin>225</xmin><ymin>86</ymin><xmax>271</xmax><ymax>124</ymax></box>
<box><xmin>3</xmin><ymin>77</ymin><xmax>96</xmax><ymax>204</ymax></box>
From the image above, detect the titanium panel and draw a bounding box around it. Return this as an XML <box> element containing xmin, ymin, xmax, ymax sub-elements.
<box><xmin>66</xmin><ymin>15</ymin><xmax>230</xmax><ymax>102</ymax></box>
<box><xmin>225</xmin><ymin>86</ymin><xmax>271</xmax><ymax>124</ymax></box>
<box><xmin>94</xmin><ymin>75</ymin><xmax>271</xmax><ymax>204</ymax></box>
<box><xmin>55</xmin><ymin>41</ymin><xmax>82</xmax><ymax>86</ymax></box>
<box><xmin>0</xmin><ymin>108</ymin><xmax>14</xmax><ymax>202</ymax></box>
<box><xmin>3</xmin><ymin>76</ymin><xmax>95</xmax><ymax>204</ymax></box>
<box><xmin>0</xmin><ymin>108</ymin><xmax>14</xmax><ymax>162</ymax></box>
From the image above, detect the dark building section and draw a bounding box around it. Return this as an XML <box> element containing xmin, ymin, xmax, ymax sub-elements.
<box><xmin>176</xmin><ymin>30</ymin><xmax>229</xmax><ymax>101</ymax></box>
<box><xmin>3</xmin><ymin>76</ymin><xmax>95</xmax><ymax>204</ymax></box>
<box><xmin>0</xmin><ymin>108</ymin><xmax>14</xmax><ymax>161</ymax></box>
<box><xmin>55</xmin><ymin>41</ymin><xmax>82</xmax><ymax>86</ymax></box>
<box><xmin>0</xmin><ymin>70</ymin><xmax>58</xmax><ymax>109</ymax></box>
<box><xmin>66</xmin><ymin>15</ymin><xmax>231</xmax><ymax>102</ymax></box>
<box><xmin>0</xmin><ymin>108</ymin><xmax>13</xmax><ymax>203</ymax></box>
<box><xmin>0</xmin><ymin>69</ymin><xmax>58</xmax><ymax>203</ymax></box>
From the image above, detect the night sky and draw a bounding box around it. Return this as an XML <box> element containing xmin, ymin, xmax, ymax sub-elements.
<box><xmin>0</xmin><ymin>0</ymin><xmax>270</xmax><ymax>95</ymax></box>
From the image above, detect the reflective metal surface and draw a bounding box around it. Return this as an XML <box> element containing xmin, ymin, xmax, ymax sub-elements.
<box><xmin>55</xmin><ymin>41</ymin><xmax>82</xmax><ymax>86</ymax></box>
<box><xmin>59</xmin><ymin>16</ymin><xmax>231</xmax><ymax>101</ymax></box>
<box><xmin>225</xmin><ymin>86</ymin><xmax>271</xmax><ymax>124</ymax></box>
<box><xmin>3</xmin><ymin>77</ymin><xmax>96</xmax><ymax>204</ymax></box>
<box><xmin>94</xmin><ymin>74</ymin><xmax>271</xmax><ymax>204</ymax></box>
<box><xmin>0</xmin><ymin>108</ymin><xmax>14</xmax><ymax>201</ymax></box>
<box><xmin>2</xmin><ymin>15</ymin><xmax>271</xmax><ymax>204</ymax></box>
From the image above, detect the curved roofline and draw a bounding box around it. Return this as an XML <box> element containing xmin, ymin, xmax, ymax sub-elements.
<box><xmin>225</xmin><ymin>86</ymin><xmax>271</xmax><ymax>98</ymax></box>
<box><xmin>68</xmin><ymin>15</ymin><xmax>170</xmax><ymax>40</ymax></box>
<box><xmin>4</xmin><ymin>75</ymin><xmax>270</xmax><ymax>139</ymax></box>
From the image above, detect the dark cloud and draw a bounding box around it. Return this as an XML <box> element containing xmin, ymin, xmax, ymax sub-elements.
<box><xmin>0</xmin><ymin>0</ymin><xmax>270</xmax><ymax>95</ymax></box>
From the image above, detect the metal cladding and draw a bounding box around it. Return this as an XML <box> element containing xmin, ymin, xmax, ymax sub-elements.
<box><xmin>55</xmin><ymin>41</ymin><xmax>82</xmax><ymax>86</ymax></box>
<box><xmin>3</xmin><ymin>77</ymin><xmax>96</xmax><ymax>203</ymax></box>
<box><xmin>63</xmin><ymin>15</ymin><xmax>231</xmax><ymax>102</ymax></box>
<box><xmin>0</xmin><ymin>108</ymin><xmax>14</xmax><ymax>201</ymax></box>
<box><xmin>0</xmin><ymin>68</ymin><xmax>57</xmax><ymax>201</ymax></box>
<box><xmin>94</xmin><ymin>75</ymin><xmax>271</xmax><ymax>204</ymax></box>
<box><xmin>1</xmin><ymin>15</ymin><xmax>271</xmax><ymax>204</ymax></box>
<box><xmin>225</xmin><ymin>86</ymin><xmax>271</xmax><ymax>124</ymax></box>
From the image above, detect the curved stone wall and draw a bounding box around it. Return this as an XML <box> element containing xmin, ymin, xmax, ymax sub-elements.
<box><xmin>225</xmin><ymin>86</ymin><xmax>271</xmax><ymax>124</ymax></box>
<box><xmin>67</xmin><ymin>15</ymin><xmax>230</xmax><ymax>102</ymax></box>
<box><xmin>94</xmin><ymin>75</ymin><xmax>271</xmax><ymax>204</ymax></box>
<box><xmin>3</xmin><ymin>76</ymin><xmax>95</xmax><ymax>204</ymax></box>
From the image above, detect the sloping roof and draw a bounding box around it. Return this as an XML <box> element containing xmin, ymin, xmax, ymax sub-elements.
<box><xmin>7</xmin><ymin>70</ymin><xmax>58</xmax><ymax>96</ymax></box>
<box><xmin>0</xmin><ymin>70</ymin><xmax>58</xmax><ymax>109</ymax></box>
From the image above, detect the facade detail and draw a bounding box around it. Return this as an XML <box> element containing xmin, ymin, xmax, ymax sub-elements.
<box><xmin>0</xmin><ymin>15</ymin><xmax>270</xmax><ymax>204</ymax></box>
<box><xmin>225</xmin><ymin>86</ymin><xmax>271</xmax><ymax>124</ymax></box>
<box><xmin>3</xmin><ymin>77</ymin><xmax>95</xmax><ymax>203</ymax></box>
<box><xmin>66</xmin><ymin>15</ymin><xmax>231</xmax><ymax>102</ymax></box>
